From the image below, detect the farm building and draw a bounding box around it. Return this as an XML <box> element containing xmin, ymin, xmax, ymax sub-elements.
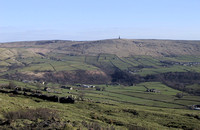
<box><xmin>61</xmin><ymin>86</ymin><xmax>73</xmax><ymax>90</ymax></box>
<box><xmin>192</xmin><ymin>105</ymin><xmax>200</xmax><ymax>110</ymax></box>
<box><xmin>44</xmin><ymin>87</ymin><xmax>51</xmax><ymax>91</ymax></box>
<box><xmin>146</xmin><ymin>89</ymin><xmax>160</xmax><ymax>93</ymax></box>
<box><xmin>77</xmin><ymin>84</ymin><xmax>95</xmax><ymax>88</ymax></box>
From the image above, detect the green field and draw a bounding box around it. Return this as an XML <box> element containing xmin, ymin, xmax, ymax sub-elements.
<box><xmin>0</xmin><ymin>80</ymin><xmax>200</xmax><ymax>129</ymax></box>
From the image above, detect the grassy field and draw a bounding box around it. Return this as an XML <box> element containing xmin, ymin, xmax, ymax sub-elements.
<box><xmin>0</xmin><ymin>81</ymin><xmax>200</xmax><ymax>129</ymax></box>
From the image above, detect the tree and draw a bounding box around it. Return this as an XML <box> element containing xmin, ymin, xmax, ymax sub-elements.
<box><xmin>8</xmin><ymin>81</ymin><xmax>15</xmax><ymax>89</ymax></box>
<box><xmin>95</xmin><ymin>87</ymin><xmax>101</xmax><ymax>91</ymax></box>
<box><xmin>175</xmin><ymin>93</ymin><xmax>183</xmax><ymax>98</ymax></box>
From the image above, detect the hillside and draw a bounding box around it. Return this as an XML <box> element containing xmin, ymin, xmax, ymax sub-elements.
<box><xmin>1</xmin><ymin>39</ymin><xmax>200</xmax><ymax>57</ymax></box>
<box><xmin>1</xmin><ymin>39</ymin><xmax>200</xmax><ymax>129</ymax></box>
<box><xmin>1</xmin><ymin>39</ymin><xmax>200</xmax><ymax>87</ymax></box>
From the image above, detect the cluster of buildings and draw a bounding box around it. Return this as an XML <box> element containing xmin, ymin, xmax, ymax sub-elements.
<box><xmin>44</xmin><ymin>87</ymin><xmax>62</xmax><ymax>94</ymax></box>
<box><xmin>146</xmin><ymin>88</ymin><xmax>160</xmax><ymax>93</ymax></box>
<box><xmin>61</xmin><ymin>86</ymin><xmax>73</xmax><ymax>90</ymax></box>
<box><xmin>191</xmin><ymin>105</ymin><xmax>200</xmax><ymax>110</ymax></box>
<box><xmin>160</xmin><ymin>61</ymin><xmax>200</xmax><ymax>67</ymax></box>
<box><xmin>22</xmin><ymin>80</ymin><xmax>46</xmax><ymax>85</ymax></box>
<box><xmin>76</xmin><ymin>84</ymin><xmax>96</xmax><ymax>88</ymax></box>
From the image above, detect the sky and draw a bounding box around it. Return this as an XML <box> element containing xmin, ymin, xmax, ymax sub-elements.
<box><xmin>0</xmin><ymin>0</ymin><xmax>200</xmax><ymax>42</ymax></box>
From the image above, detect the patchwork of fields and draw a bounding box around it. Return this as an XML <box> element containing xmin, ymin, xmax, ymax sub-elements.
<box><xmin>0</xmin><ymin>40</ymin><xmax>200</xmax><ymax>129</ymax></box>
<box><xmin>1</xmin><ymin>46</ymin><xmax>200</xmax><ymax>76</ymax></box>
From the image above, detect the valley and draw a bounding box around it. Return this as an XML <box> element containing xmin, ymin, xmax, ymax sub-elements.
<box><xmin>0</xmin><ymin>39</ymin><xmax>200</xmax><ymax>129</ymax></box>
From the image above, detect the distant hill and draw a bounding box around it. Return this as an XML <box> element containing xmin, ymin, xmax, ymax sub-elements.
<box><xmin>0</xmin><ymin>39</ymin><xmax>200</xmax><ymax>57</ymax></box>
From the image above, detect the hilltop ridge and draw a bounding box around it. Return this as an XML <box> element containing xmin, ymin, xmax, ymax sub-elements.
<box><xmin>0</xmin><ymin>39</ymin><xmax>200</xmax><ymax>57</ymax></box>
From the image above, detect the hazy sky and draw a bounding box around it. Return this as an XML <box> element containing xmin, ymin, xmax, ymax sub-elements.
<box><xmin>0</xmin><ymin>0</ymin><xmax>200</xmax><ymax>42</ymax></box>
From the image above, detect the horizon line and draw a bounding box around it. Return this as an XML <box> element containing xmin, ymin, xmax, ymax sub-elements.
<box><xmin>1</xmin><ymin>38</ymin><xmax>200</xmax><ymax>43</ymax></box>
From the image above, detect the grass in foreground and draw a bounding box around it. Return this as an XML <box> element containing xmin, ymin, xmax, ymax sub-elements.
<box><xmin>0</xmin><ymin>80</ymin><xmax>200</xmax><ymax>129</ymax></box>
<box><xmin>0</xmin><ymin>92</ymin><xmax>200</xmax><ymax>129</ymax></box>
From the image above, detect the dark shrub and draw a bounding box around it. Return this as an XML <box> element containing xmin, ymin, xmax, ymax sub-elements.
<box><xmin>3</xmin><ymin>108</ymin><xmax>58</xmax><ymax>121</ymax></box>
<box><xmin>175</xmin><ymin>93</ymin><xmax>183</xmax><ymax>98</ymax></box>
<box><xmin>59</xmin><ymin>97</ymin><xmax>75</xmax><ymax>103</ymax></box>
<box><xmin>8</xmin><ymin>81</ymin><xmax>15</xmax><ymax>89</ymax></box>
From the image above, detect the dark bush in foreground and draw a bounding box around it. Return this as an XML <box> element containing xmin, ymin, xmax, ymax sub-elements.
<box><xmin>3</xmin><ymin>108</ymin><xmax>58</xmax><ymax>121</ymax></box>
<box><xmin>1</xmin><ymin>108</ymin><xmax>67</xmax><ymax>130</ymax></box>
